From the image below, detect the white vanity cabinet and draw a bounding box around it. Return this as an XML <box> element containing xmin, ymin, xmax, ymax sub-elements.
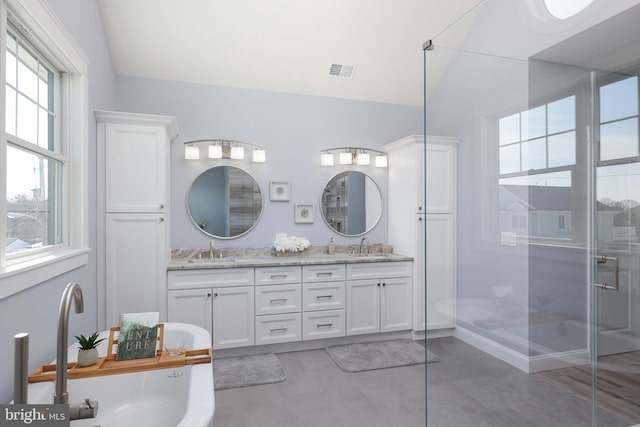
<box><xmin>167</xmin><ymin>269</ymin><xmax>255</xmax><ymax>350</ymax></box>
<box><xmin>254</xmin><ymin>266</ymin><xmax>302</xmax><ymax>345</ymax></box>
<box><xmin>386</xmin><ymin>135</ymin><xmax>459</xmax><ymax>332</ymax></box>
<box><xmin>96</xmin><ymin>111</ymin><xmax>178</xmax><ymax>329</ymax></box>
<box><xmin>345</xmin><ymin>262</ymin><xmax>412</xmax><ymax>336</ymax></box>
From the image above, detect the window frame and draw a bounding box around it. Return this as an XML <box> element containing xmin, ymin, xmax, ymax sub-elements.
<box><xmin>0</xmin><ymin>0</ymin><xmax>89</xmax><ymax>300</ymax></box>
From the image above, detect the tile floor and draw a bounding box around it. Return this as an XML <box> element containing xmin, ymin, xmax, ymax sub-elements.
<box><xmin>213</xmin><ymin>337</ymin><xmax>628</xmax><ymax>427</ymax></box>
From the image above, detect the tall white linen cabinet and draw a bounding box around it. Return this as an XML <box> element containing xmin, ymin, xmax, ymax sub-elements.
<box><xmin>385</xmin><ymin>135</ymin><xmax>459</xmax><ymax>333</ymax></box>
<box><xmin>96</xmin><ymin>111</ymin><xmax>179</xmax><ymax>329</ymax></box>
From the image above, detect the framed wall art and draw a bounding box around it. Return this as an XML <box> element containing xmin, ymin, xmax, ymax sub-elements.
<box><xmin>270</xmin><ymin>181</ymin><xmax>290</xmax><ymax>202</ymax></box>
<box><xmin>294</xmin><ymin>204</ymin><xmax>314</xmax><ymax>224</ymax></box>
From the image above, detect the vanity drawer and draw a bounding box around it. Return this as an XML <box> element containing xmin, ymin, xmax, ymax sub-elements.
<box><xmin>255</xmin><ymin>266</ymin><xmax>302</xmax><ymax>286</ymax></box>
<box><xmin>255</xmin><ymin>313</ymin><xmax>301</xmax><ymax>345</ymax></box>
<box><xmin>346</xmin><ymin>261</ymin><xmax>412</xmax><ymax>280</ymax></box>
<box><xmin>255</xmin><ymin>284</ymin><xmax>302</xmax><ymax>315</ymax></box>
<box><xmin>302</xmin><ymin>310</ymin><xmax>345</xmax><ymax>340</ymax></box>
<box><xmin>302</xmin><ymin>264</ymin><xmax>345</xmax><ymax>282</ymax></box>
<box><xmin>302</xmin><ymin>281</ymin><xmax>345</xmax><ymax>311</ymax></box>
<box><xmin>167</xmin><ymin>268</ymin><xmax>254</xmax><ymax>290</ymax></box>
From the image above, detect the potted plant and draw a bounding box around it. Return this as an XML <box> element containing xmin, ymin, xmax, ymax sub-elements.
<box><xmin>74</xmin><ymin>332</ymin><xmax>106</xmax><ymax>367</ymax></box>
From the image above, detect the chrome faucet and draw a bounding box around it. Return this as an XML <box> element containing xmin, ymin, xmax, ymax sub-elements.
<box><xmin>55</xmin><ymin>283</ymin><xmax>98</xmax><ymax>419</ymax></box>
<box><xmin>359</xmin><ymin>237</ymin><xmax>370</xmax><ymax>254</ymax></box>
<box><xmin>209</xmin><ymin>240</ymin><xmax>215</xmax><ymax>259</ymax></box>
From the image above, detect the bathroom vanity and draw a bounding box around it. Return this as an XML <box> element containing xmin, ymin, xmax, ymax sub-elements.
<box><xmin>167</xmin><ymin>254</ymin><xmax>412</xmax><ymax>351</ymax></box>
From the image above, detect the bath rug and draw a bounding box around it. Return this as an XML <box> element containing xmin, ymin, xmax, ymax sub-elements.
<box><xmin>213</xmin><ymin>353</ymin><xmax>286</xmax><ymax>390</ymax></box>
<box><xmin>326</xmin><ymin>339</ymin><xmax>439</xmax><ymax>373</ymax></box>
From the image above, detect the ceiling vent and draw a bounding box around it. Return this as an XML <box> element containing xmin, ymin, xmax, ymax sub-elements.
<box><xmin>329</xmin><ymin>63</ymin><xmax>356</xmax><ymax>79</ymax></box>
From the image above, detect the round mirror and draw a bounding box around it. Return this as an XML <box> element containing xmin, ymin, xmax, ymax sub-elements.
<box><xmin>320</xmin><ymin>171</ymin><xmax>383</xmax><ymax>236</ymax></box>
<box><xmin>187</xmin><ymin>166</ymin><xmax>263</xmax><ymax>239</ymax></box>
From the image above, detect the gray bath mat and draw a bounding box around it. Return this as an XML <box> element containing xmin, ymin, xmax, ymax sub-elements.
<box><xmin>326</xmin><ymin>339</ymin><xmax>439</xmax><ymax>372</ymax></box>
<box><xmin>213</xmin><ymin>353</ymin><xmax>286</xmax><ymax>390</ymax></box>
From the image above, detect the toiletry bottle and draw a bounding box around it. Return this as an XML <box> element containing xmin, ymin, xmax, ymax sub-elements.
<box><xmin>328</xmin><ymin>237</ymin><xmax>336</xmax><ymax>255</ymax></box>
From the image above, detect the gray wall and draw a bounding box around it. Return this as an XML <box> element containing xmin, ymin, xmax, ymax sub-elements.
<box><xmin>0</xmin><ymin>0</ymin><xmax>116</xmax><ymax>403</ymax></box>
<box><xmin>115</xmin><ymin>76</ymin><xmax>422</xmax><ymax>249</ymax></box>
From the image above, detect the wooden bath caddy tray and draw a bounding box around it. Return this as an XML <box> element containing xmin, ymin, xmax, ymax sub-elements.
<box><xmin>28</xmin><ymin>324</ymin><xmax>212</xmax><ymax>383</ymax></box>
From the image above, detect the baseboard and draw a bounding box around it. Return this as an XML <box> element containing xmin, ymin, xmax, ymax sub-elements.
<box><xmin>453</xmin><ymin>326</ymin><xmax>589</xmax><ymax>373</ymax></box>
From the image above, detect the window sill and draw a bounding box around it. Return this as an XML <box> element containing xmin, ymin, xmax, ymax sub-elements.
<box><xmin>0</xmin><ymin>248</ymin><xmax>90</xmax><ymax>300</ymax></box>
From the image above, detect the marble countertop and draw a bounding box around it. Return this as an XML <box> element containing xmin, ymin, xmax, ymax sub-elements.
<box><xmin>167</xmin><ymin>245</ymin><xmax>412</xmax><ymax>270</ymax></box>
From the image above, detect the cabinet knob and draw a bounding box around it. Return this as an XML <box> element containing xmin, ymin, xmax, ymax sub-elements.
<box><xmin>213</xmin><ymin>292</ymin><xmax>218</xmax><ymax>297</ymax></box>
<box><xmin>159</xmin><ymin>217</ymin><xmax>165</xmax><ymax>222</ymax></box>
<box><xmin>377</xmin><ymin>283</ymin><xmax>381</xmax><ymax>287</ymax></box>
<box><xmin>382</xmin><ymin>283</ymin><xmax>386</xmax><ymax>287</ymax></box>
<box><xmin>207</xmin><ymin>293</ymin><xmax>212</xmax><ymax>297</ymax></box>
<box><xmin>418</xmin><ymin>217</ymin><xmax>423</xmax><ymax>222</ymax></box>
<box><xmin>159</xmin><ymin>204</ymin><xmax>165</xmax><ymax>209</ymax></box>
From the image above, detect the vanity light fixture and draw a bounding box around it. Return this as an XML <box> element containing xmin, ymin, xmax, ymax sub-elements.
<box><xmin>183</xmin><ymin>139</ymin><xmax>266</xmax><ymax>163</ymax></box>
<box><xmin>320</xmin><ymin>147</ymin><xmax>388</xmax><ymax>168</ymax></box>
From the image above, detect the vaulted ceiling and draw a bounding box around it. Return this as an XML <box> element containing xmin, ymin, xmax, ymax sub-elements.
<box><xmin>97</xmin><ymin>0</ymin><xmax>482</xmax><ymax>107</ymax></box>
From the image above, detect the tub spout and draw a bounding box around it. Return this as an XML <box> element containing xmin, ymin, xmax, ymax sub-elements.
<box><xmin>69</xmin><ymin>398</ymin><xmax>99</xmax><ymax>420</ymax></box>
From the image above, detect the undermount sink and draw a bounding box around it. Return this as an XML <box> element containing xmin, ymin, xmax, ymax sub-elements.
<box><xmin>187</xmin><ymin>258</ymin><xmax>235</xmax><ymax>263</ymax></box>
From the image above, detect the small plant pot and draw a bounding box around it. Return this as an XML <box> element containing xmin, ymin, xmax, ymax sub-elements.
<box><xmin>77</xmin><ymin>348</ymin><xmax>99</xmax><ymax>367</ymax></box>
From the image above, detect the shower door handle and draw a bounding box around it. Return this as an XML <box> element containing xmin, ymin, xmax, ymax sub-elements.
<box><xmin>594</xmin><ymin>255</ymin><xmax>619</xmax><ymax>291</ymax></box>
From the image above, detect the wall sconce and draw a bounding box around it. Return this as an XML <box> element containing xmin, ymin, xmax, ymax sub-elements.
<box><xmin>320</xmin><ymin>147</ymin><xmax>388</xmax><ymax>168</ymax></box>
<box><xmin>183</xmin><ymin>139</ymin><xmax>266</xmax><ymax>163</ymax></box>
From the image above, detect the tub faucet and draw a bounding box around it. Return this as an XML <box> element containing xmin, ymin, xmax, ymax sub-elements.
<box><xmin>54</xmin><ymin>282</ymin><xmax>99</xmax><ymax>420</ymax></box>
<box><xmin>359</xmin><ymin>237</ymin><xmax>370</xmax><ymax>254</ymax></box>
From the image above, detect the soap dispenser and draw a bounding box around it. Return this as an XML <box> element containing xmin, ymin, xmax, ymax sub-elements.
<box><xmin>328</xmin><ymin>237</ymin><xmax>336</xmax><ymax>255</ymax></box>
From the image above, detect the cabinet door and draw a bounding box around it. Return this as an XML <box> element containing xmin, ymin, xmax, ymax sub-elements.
<box><xmin>380</xmin><ymin>277</ymin><xmax>412</xmax><ymax>332</ymax></box>
<box><xmin>212</xmin><ymin>286</ymin><xmax>255</xmax><ymax>350</ymax></box>
<box><xmin>168</xmin><ymin>289</ymin><xmax>213</xmax><ymax>337</ymax></box>
<box><xmin>346</xmin><ymin>280</ymin><xmax>380</xmax><ymax>335</ymax></box>
<box><xmin>426</xmin><ymin>143</ymin><xmax>456</xmax><ymax>213</ymax></box>
<box><xmin>105</xmin><ymin>123</ymin><xmax>167</xmax><ymax>213</ymax></box>
<box><xmin>106</xmin><ymin>213</ymin><xmax>166</xmax><ymax>327</ymax></box>
<box><xmin>426</xmin><ymin>214</ymin><xmax>455</xmax><ymax>329</ymax></box>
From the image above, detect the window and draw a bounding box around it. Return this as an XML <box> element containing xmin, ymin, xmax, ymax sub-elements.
<box><xmin>544</xmin><ymin>0</ymin><xmax>595</xmax><ymax>19</ymax></box>
<box><xmin>498</xmin><ymin>96</ymin><xmax>577</xmax><ymax>241</ymax></box>
<box><xmin>499</xmin><ymin>96</ymin><xmax>576</xmax><ymax>174</ymax></box>
<box><xmin>5</xmin><ymin>28</ymin><xmax>62</xmax><ymax>255</ymax></box>
<box><xmin>0</xmin><ymin>0</ymin><xmax>89</xmax><ymax>299</ymax></box>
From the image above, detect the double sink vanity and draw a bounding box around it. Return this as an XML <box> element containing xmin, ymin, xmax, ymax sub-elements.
<box><xmin>167</xmin><ymin>247</ymin><xmax>413</xmax><ymax>353</ymax></box>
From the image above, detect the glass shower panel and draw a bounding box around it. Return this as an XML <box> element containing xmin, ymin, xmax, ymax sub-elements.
<box><xmin>423</xmin><ymin>2</ymin><xmax>612</xmax><ymax>425</ymax></box>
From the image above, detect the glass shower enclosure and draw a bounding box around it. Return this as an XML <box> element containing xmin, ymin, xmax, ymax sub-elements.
<box><xmin>424</xmin><ymin>1</ymin><xmax>640</xmax><ymax>425</ymax></box>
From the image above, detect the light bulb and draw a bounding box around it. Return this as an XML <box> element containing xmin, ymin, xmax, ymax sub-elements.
<box><xmin>230</xmin><ymin>146</ymin><xmax>244</xmax><ymax>160</ymax></box>
<box><xmin>252</xmin><ymin>148</ymin><xmax>266</xmax><ymax>163</ymax></box>
<box><xmin>375</xmin><ymin>154</ymin><xmax>388</xmax><ymax>168</ymax></box>
<box><xmin>321</xmin><ymin>152</ymin><xmax>334</xmax><ymax>166</ymax></box>
<box><xmin>185</xmin><ymin>145</ymin><xmax>199</xmax><ymax>160</ymax></box>
<box><xmin>339</xmin><ymin>152</ymin><xmax>353</xmax><ymax>165</ymax></box>
<box><xmin>357</xmin><ymin>152</ymin><xmax>370</xmax><ymax>165</ymax></box>
<box><xmin>208</xmin><ymin>144</ymin><xmax>222</xmax><ymax>159</ymax></box>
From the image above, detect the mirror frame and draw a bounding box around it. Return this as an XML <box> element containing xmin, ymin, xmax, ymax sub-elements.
<box><xmin>186</xmin><ymin>165</ymin><xmax>264</xmax><ymax>239</ymax></box>
<box><xmin>319</xmin><ymin>170</ymin><xmax>383</xmax><ymax>237</ymax></box>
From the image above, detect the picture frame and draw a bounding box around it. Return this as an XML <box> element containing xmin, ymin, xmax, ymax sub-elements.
<box><xmin>294</xmin><ymin>204</ymin><xmax>314</xmax><ymax>224</ymax></box>
<box><xmin>269</xmin><ymin>181</ymin><xmax>290</xmax><ymax>202</ymax></box>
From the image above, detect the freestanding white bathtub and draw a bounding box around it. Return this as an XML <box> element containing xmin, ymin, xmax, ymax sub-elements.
<box><xmin>27</xmin><ymin>322</ymin><xmax>215</xmax><ymax>427</ymax></box>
